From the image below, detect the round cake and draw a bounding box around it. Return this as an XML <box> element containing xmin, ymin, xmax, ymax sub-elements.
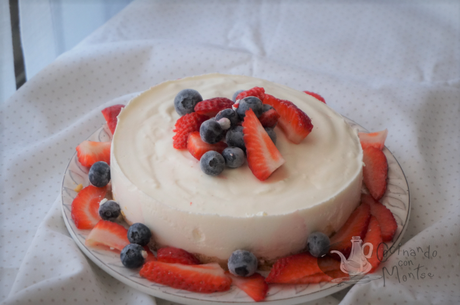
<box><xmin>111</xmin><ymin>74</ymin><xmax>363</xmax><ymax>265</ymax></box>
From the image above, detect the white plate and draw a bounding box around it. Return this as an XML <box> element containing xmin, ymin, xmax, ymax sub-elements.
<box><xmin>61</xmin><ymin>121</ymin><xmax>410</xmax><ymax>305</ymax></box>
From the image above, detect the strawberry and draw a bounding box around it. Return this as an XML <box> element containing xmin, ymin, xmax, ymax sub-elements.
<box><xmin>295</xmin><ymin>273</ymin><xmax>332</xmax><ymax>284</ymax></box>
<box><xmin>263</xmin><ymin>94</ymin><xmax>313</xmax><ymax>144</ymax></box>
<box><xmin>71</xmin><ymin>185</ymin><xmax>106</xmax><ymax>229</ymax></box>
<box><xmin>265</xmin><ymin>253</ymin><xmax>322</xmax><ymax>284</ymax></box>
<box><xmin>101</xmin><ymin>104</ymin><xmax>125</xmax><ymax>135</ymax></box>
<box><xmin>140</xmin><ymin>261</ymin><xmax>232</xmax><ymax>293</ymax></box>
<box><xmin>317</xmin><ymin>256</ymin><xmax>348</xmax><ymax>279</ymax></box>
<box><xmin>359</xmin><ymin>129</ymin><xmax>388</xmax><ymax>150</ymax></box>
<box><xmin>228</xmin><ymin>273</ymin><xmax>268</xmax><ymax>302</ymax></box>
<box><xmin>235</xmin><ymin>87</ymin><xmax>265</xmax><ymax>102</ymax></box>
<box><xmin>242</xmin><ymin>109</ymin><xmax>285</xmax><ymax>181</ymax></box>
<box><xmin>258</xmin><ymin>107</ymin><xmax>280</xmax><ymax>128</ymax></box>
<box><xmin>173</xmin><ymin>112</ymin><xmax>208</xmax><ymax>149</ymax></box>
<box><xmin>187</xmin><ymin>132</ymin><xmax>227</xmax><ymax>160</ymax></box>
<box><xmin>76</xmin><ymin>141</ymin><xmax>111</xmax><ymax>167</ymax></box>
<box><xmin>363</xmin><ymin>216</ymin><xmax>383</xmax><ymax>273</ymax></box>
<box><xmin>157</xmin><ymin>246</ymin><xmax>200</xmax><ymax>265</ymax></box>
<box><xmin>363</xmin><ymin>146</ymin><xmax>388</xmax><ymax>200</ymax></box>
<box><xmin>194</xmin><ymin>97</ymin><xmax>234</xmax><ymax>117</ymax></box>
<box><xmin>303</xmin><ymin>91</ymin><xmax>326</xmax><ymax>104</ymax></box>
<box><xmin>144</xmin><ymin>246</ymin><xmax>157</xmax><ymax>263</ymax></box>
<box><xmin>361</xmin><ymin>194</ymin><xmax>397</xmax><ymax>242</ymax></box>
<box><xmin>85</xmin><ymin>220</ymin><xmax>129</xmax><ymax>251</ymax></box>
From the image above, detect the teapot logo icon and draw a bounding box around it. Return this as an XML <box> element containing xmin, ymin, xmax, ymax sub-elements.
<box><xmin>330</xmin><ymin>236</ymin><xmax>373</xmax><ymax>276</ymax></box>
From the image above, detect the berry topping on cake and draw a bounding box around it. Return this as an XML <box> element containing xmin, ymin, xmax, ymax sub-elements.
<box><xmin>228</xmin><ymin>250</ymin><xmax>258</xmax><ymax>277</ymax></box>
<box><xmin>228</xmin><ymin>273</ymin><xmax>268</xmax><ymax>302</ymax></box>
<box><xmin>226</xmin><ymin>126</ymin><xmax>246</xmax><ymax>152</ymax></box>
<box><xmin>222</xmin><ymin>147</ymin><xmax>246</xmax><ymax>168</ymax></box>
<box><xmin>98</xmin><ymin>200</ymin><xmax>121</xmax><ymax>221</ymax></box>
<box><xmin>120</xmin><ymin>244</ymin><xmax>147</xmax><ymax>268</ymax></box>
<box><xmin>236</xmin><ymin>96</ymin><xmax>264</xmax><ymax>119</ymax></box>
<box><xmin>71</xmin><ymin>185</ymin><xmax>106</xmax><ymax>229</ymax></box>
<box><xmin>127</xmin><ymin>223</ymin><xmax>152</xmax><ymax>246</ymax></box>
<box><xmin>215</xmin><ymin>108</ymin><xmax>240</xmax><ymax>127</ymax></box>
<box><xmin>307</xmin><ymin>232</ymin><xmax>331</xmax><ymax>258</ymax></box>
<box><xmin>242</xmin><ymin>109</ymin><xmax>285</xmax><ymax>181</ymax></box>
<box><xmin>174</xmin><ymin>89</ymin><xmax>203</xmax><ymax>116</ymax></box>
<box><xmin>194</xmin><ymin>97</ymin><xmax>234</xmax><ymax>117</ymax></box>
<box><xmin>265</xmin><ymin>253</ymin><xmax>323</xmax><ymax>284</ymax></box>
<box><xmin>264</xmin><ymin>127</ymin><xmax>277</xmax><ymax>144</ymax></box>
<box><xmin>88</xmin><ymin>161</ymin><xmax>111</xmax><ymax>187</ymax></box>
<box><xmin>232</xmin><ymin>89</ymin><xmax>245</xmax><ymax>102</ymax></box>
<box><xmin>139</xmin><ymin>261</ymin><xmax>232</xmax><ymax>293</ymax></box>
<box><xmin>363</xmin><ymin>146</ymin><xmax>388</xmax><ymax>200</ymax></box>
<box><xmin>76</xmin><ymin>141</ymin><xmax>111</xmax><ymax>167</ymax></box>
<box><xmin>200</xmin><ymin>151</ymin><xmax>225</xmax><ymax>176</ymax></box>
<box><xmin>101</xmin><ymin>104</ymin><xmax>125</xmax><ymax>134</ymax></box>
<box><xmin>85</xmin><ymin>220</ymin><xmax>129</xmax><ymax>251</ymax></box>
<box><xmin>187</xmin><ymin>131</ymin><xmax>227</xmax><ymax>160</ymax></box>
<box><xmin>361</xmin><ymin>194</ymin><xmax>397</xmax><ymax>242</ymax></box>
<box><xmin>200</xmin><ymin>119</ymin><xmax>225</xmax><ymax>144</ymax></box>
<box><xmin>359</xmin><ymin>129</ymin><xmax>388</xmax><ymax>150</ymax></box>
<box><xmin>258</xmin><ymin>105</ymin><xmax>280</xmax><ymax>128</ymax></box>
<box><xmin>303</xmin><ymin>91</ymin><xmax>326</xmax><ymax>104</ymax></box>
<box><xmin>173</xmin><ymin>112</ymin><xmax>208</xmax><ymax>149</ymax></box>
<box><xmin>157</xmin><ymin>246</ymin><xmax>201</xmax><ymax>265</ymax></box>
<box><xmin>235</xmin><ymin>87</ymin><xmax>265</xmax><ymax>102</ymax></box>
<box><xmin>363</xmin><ymin>215</ymin><xmax>383</xmax><ymax>272</ymax></box>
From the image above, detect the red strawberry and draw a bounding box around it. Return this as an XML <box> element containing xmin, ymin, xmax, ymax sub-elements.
<box><xmin>71</xmin><ymin>185</ymin><xmax>106</xmax><ymax>229</ymax></box>
<box><xmin>194</xmin><ymin>97</ymin><xmax>234</xmax><ymax>117</ymax></box>
<box><xmin>363</xmin><ymin>216</ymin><xmax>384</xmax><ymax>273</ymax></box>
<box><xmin>363</xmin><ymin>147</ymin><xmax>388</xmax><ymax>200</ymax></box>
<box><xmin>187</xmin><ymin>132</ymin><xmax>227</xmax><ymax>160</ymax></box>
<box><xmin>258</xmin><ymin>107</ymin><xmax>280</xmax><ymax>128</ymax></box>
<box><xmin>228</xmin><ymin>273</ymin><xmax>268</xmax><ymax>302</ymax></box>
<box><xmin>76</xmin><ymin>141</ymin><xmax>111</xmax><ymax>167</ymax></box>
<box><xmin>144</xmin><ymin>246</ymin><xmax>157</xmax><ymax>263</ymax></box>
<box><xmin>296</xmin><ymin>273</ymin><xmax>332</xmax><ymax>284</ymax></box>
<box><xmin>173</xmin><ymin>112</ymin><xmax>208</xmax><ymax>149</ymax></box>
<box><xmin>317</xmin><ymin>256</ymin><xmax>348</xmax><ymax>280</ymax></box>
<box><xmin>140</xmin><ymin>261</ymin><xmax>232</xmax><ymax>293</ymax></box>
<box><xmin>101</xmin><ymin>104</ymin><xmax>125</xmax><ymax>135</ymax></box>
<box><xmin>304</xmin><ymin>91</ymin><xmax>326</xmax><ymax>103</ymax></box>
<box><xmin>359</xmin><ymin>129</ymin><xmax>388</xmax><ymax>150</ymax></box>
<box><xmin>235</xmin><ymin>87</ymin><xmax>265</xmax><ymax>102</ymax></box>
<box><xmin>157</xmin><ymin>246</ymin><xmax>200</xmax><ymax>265</ymax></box>
<box><xmin>265</xmin><ymin>253</ymin><xmax>322</xmax><ymax>284</ymax></box>
<box><xmin>242</xmin><ymin>109</ymin><xmax>285</xmax><ymax>181</ymax></box>
<box><xmin>361</xmin><ymin>194</ymin><xmax>397</xmax><ymax>242</ymax></box>
<box><xmin>263</xmin><ymin>94</ymin><xmax>313</xmax><ymax>144</ymax></box>
<box><xmin>85</xmin><ymin>220</ymin><xmax>129</xmax><ymax>251</ymax></box>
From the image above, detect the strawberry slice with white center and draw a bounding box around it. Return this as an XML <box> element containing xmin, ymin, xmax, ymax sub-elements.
<box><xmin>361</xmin><ymin>194</ymin><xmax>397</xmax><ymax>242</ymax></box>
<box><xmin>242</xmin><ymin>109</ymin><xmax>285</xmax><ymax>181</ymax></box>
<box><xmin>187</xmin><ymin>131</ymin><xmax>227</xmax><ymax>160</ymax></box>
<box><xmin>363</xmin><ymin>146</ymin><xmax>388</xmax><ymax>200</ymax></box>
<box><xmin>363</xmin><ymin>215</ymin><xmax>384</xmax><ymax>273</ymax></box>
<box><xmin>85</xmin><ymin>220</ymin><xmax>129</xmax><ymax>251</ymax></box>
<box><xmin>71</xmin><ymin>185</ymin><xmax>106</xmax><ymax>229</ymax></box>
<box><xmin>228</xmin><ymin>273</ymin><xmax>268</xmax><ymax>302</ymax></box>
<box><xmin>265</xmin><ymin>253</ymin><xmax>323</xmax><ymax>284</ymax></box>
<box><xmin>76</xmin><ymin>140</ymin><xmax>111</xmax><ymax>167</ymax></box>
<box><xmin>358</xmin><ymin>129</ymin><xmax>388</xmax><ymax>150</ymax></box>
<box><xmin>101</xmin><ymin>104</ymin><xmax>125</xmax><ymax>135</ymax></box>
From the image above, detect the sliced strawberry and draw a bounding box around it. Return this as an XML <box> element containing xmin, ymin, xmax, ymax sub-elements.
<box><xmin>85</xmin><ymin>220</ymin><xmax>129</xmax><ymax>251</ymax></box>
<box><xmin>242</xmin><ymin>109</ymin><xmax>285</xmax><ymax>181</ymax></box>
<box><xmin>228</xmin><ymin>273</ymin><xmax>268</xmax><ymax>302</ymax></box>
<box><xmin>361</xmin><ymin>194</ymin><xmax>397</xmax><ymax>242</ymax></box>
<box><xmin>363</xmin><ymin>216</ymin><xmax>383</xmax><ymax>273</ymax></box>
<box><xmin>140</xmin><ymin>261</ymin><xmax>232</xmax><ymax>293</ymax></box>
<box><xmin>317</xmin><ymin>256</ymin><xmax>348</xmax><ymax>279</ymax></box>
<box><xmin>76</xmin><ymin>141</ymin><xmax>111</xmax><ymax>167</ymax></box>
<box><xmin>144</xmin><ymin>246</ymin><xmax>157</xmax><ymax>263</ymax></box>
<box><xmin>235</xmin><ymin>87</ymin><xmax>265</xmax><ymax>102</ymax></box>
<box><xmin>363</xmin><ymin>147</ymin><xmax>388</xmax><ymax>200</ymax></box>
<box><xmin>263</xmin><ymin>94</ymin><xmax>313</xmax><ymax>144</ymax></box>
<box><xmin>157</xmin><ymin>246</ymin><xmax>200</xmax><ymax>265</ymax></box>
<box><xmin>101</xmin><ymin>104</ymin><xmax>125</xmax><ymax>135</ymax></box>
<box><xmin>258</xmin><ymin>107</ymin><xmax>280</xmax><ymax>128</ymax></box>
<box><xmin>296</xmin><ymin>273</ymin><xmax>332</xmax><ymax>284</ymax></box>
<box><xmin>187</xmin><ymin>131</ymin><xmax>227</xmax><ymax>160</ymax></box>
<box><xmin>173</xmin><ymin>112</ymin><xmax>208</xmax><ymax>149</ymax></box>
<box><xmin>265</xmin><ymin>253</ymin><xmax>322</xmax><ymax>284</ymax></box>
<box><xmin>194</xmin><ymin>97</ymin><xmax>234</xmax><ymax>117</ymax></box>
<box><xmin>71</xmin><ymin>185</ymin><xmax>106</xmax><ymax>229</ymax></box>
<box><xmin>303</xmin><ymin>91</ymin><xmax>326</xmax><ymax>104</ymax></box>
<box><xmin>359</xmin><ymin>129</ymin><xmax>388</xmax><ymax>150</ymax></box>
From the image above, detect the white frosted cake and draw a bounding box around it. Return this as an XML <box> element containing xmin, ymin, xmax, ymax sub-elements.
<box><xmin>111</xmin><ymin>74</ymin><xmax>363</xmax><ymax>264</ymax></box>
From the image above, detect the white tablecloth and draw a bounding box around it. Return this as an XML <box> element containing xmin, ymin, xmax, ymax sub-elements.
<box><xmin>1</xmin><ymin>1</ymin><xmax>459</xmax><ymax>304</ymax></box>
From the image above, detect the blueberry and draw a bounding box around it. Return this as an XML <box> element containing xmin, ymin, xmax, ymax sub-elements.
<box><xmin>120</xmin><ymin>244</ymin><xmax>146</xmax><ymax>268</ymax></box>
<box><xmin>262</xmin><ymin>104</ymin><xmax>274</xmax><ymax>113</ymax></box>
<box><xmin>264</xmin><ymin>127</ymin><xmax>277</xmax><ymax>144</ymax></box>
<box><xmin>200</xmin><ymin>119</ymin><xmax>224</xmax><ymax>144</ymax></box>
<box><xmin>307</xmin><ymin>232</ymin><xmax>330</xmax><ymax>257</ymax></box>
<box><xmin>215</xmin><ymin>108</ymin><xmax>239</xmax><ymax>127</ymax></box>
<box><xmin>232</xmin><ymin>89</ymin><xmax>245</xmax><ymax>102</ymax></box>
<box><xmin>98</xmin><ymin>200</ymin><xmax>121</xmax><ymax>221</ymax></box>
<box><xmin>127</xmin><ymin>223</ymin><xmax>152</xmax><ymax>246</ymax></box>
<box><xmin>225</xmin><ymin>126</ymin><xmax>246</xmax><ymax>152</ymax></box>
<box><xmin>236</xmin><ymin>96</ymin><xmax>263</xmax><ymax>119</ymax></box>
<box><xmin>88</xmin><ymin>161</ymin><xmax>110</xmax><ymax>187</ymax></box>
<box><xmin>222</xmin><ymin>147</ymin><xmax>245</xmax><ymax>168</ymax></box>
<box><xmin>228</xmin><ymin>250</ymin><xmax>258</xmax><ymax>277</ymax></box>
<box><xmin>174</xmin><ymin>89</ymin><xmax>203</xmax><ymax>116</ymax></box>
<box><xmin>200</xmin><ymin>151</ymin><xmax>225</xmax><ymax>176</ymax></box>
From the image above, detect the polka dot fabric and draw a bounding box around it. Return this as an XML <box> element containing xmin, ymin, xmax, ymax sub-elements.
<box><xmin>1</xmin><ymin>1</ymin><xmax>459</xmax><ymax>304</ymax></box>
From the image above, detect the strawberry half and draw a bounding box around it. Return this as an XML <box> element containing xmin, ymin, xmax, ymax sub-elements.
<box><xmin>263</xmin><ymin>94</ymin><xmax>313</xmax><ymax>144</ymax></box>
<box><xmin>140</xmin><ymin>261</ymin><xmax>232</xmax><ymax>293</ymax></box>
<box><xmin>144</xmin><ymin>246</ymin><xmax>157</xmax><ymax>263</ymax></box>
<box><xmin>363</xmin><ymin>216</ymin><xmax>383</xmax><ymax>273</ymax></box>
<box><xmin>359</xmin><ymin>129</ymin><xmax>388</xmax><ymax>150</ymax></box>
<box><xmin>187</xmin><ymin>131</ymin><xmax>227</xmax><ymax>160</ymax></box>
<box><xmin>317</xmin><ymin>256</ymin><xmax>348</xmax><ymax>280</ymax></box>
<box><xmin>228</xmin><ymin>273</ymin><xmax>268</xmax><ymax>302</ymax></box>
<box><xmin>157</xmin><ymin>246</ymin><xmax>200</xmax><ymax>265</ymax></box>
<box><xmin>173</xmin><ymin>112</ymin><xmax>208</xmax><ymax>149</ymax></box>
<box><xmin>71</xmin><ymin>185</ymin><xmax>106</xmax><ymax>229</ymax></box>
<box><xmin>242</xmin><ymin>109</ymin><xmax>285</xmax><ymax>181</ymax></box>
<box><xmin>101</xmin><ymin>104</ymin><xmax>125</xmax><ymax>135</ymax></box>
<box><xmin>303</xmin><ymin>91</ymin><xmax>326</xmax><ymax>104</ymax></box>
<box><xmin>265</xmin><ymin>253</ymin><xmax>322</xmax><ymax>284</ymax></box>
<box><xmin>235</xmin><ymin>87</ymin><xmax>265</xmax><ymax>102</ymax></box>
<box><xmin>85</xmin><ymin>220</ymin><xmax>129</xmax><ymax>251</ymax></box>
<box><xmin>258</xmin><ymin>107</ymin><xmax>280</xmax><ymax>128</ymax></box>
<box><xmin>361</xmin><ymin>194</ymin><xmax>397</xmax><ymax>242</ymax></box>
<box><xmin>194</xmin><ymin>97</ymin><xmax>234</xmax><ymax>117</ymax></box>
<box><xmin>76</xmin><ymin>141</ymin><xmax>111</xmax><ymax>167</ymax></box>
<box><xmin>363</xmin><ymin>146</ymin><xmax>388</xmax><ymax>200</ymax></box>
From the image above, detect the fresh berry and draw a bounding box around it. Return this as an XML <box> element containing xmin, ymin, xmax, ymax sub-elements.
<box><xmin>215</xmin><ymin>108</ymin><xmax>240</xmax><ymax>127</ymax></box>
<box><xmin>363</xmin><ymin>147</ymin><xmax>388</xmax><ymax>200</ymax></box>
<box><xmin>236</xmin><ymin>96</ymin><xmax>263</xmax><ymax>119</ymax></box>
<box><xmin>173</xmin><ymin>112</ymin><xmax>208</xmax><ymax>149</ymax></box>
<box><xmin>127</xmin><ymin>223</ymin><xmax>152</xmax><ymax>246</ymax></box>
<box><xmin>363</xmin><ymin>215</ymin><xmax>383</xmax><ymax>272</ymax></box>
<box><xmin>222</xmin><ymin>147</ymin><xmax>245</xmax><ymax>168</ymax></box>
<box><xmin>157</xmin><ymin>246</ymin><xmax>200</xmax><ymax>265</ymax></box>
<box><xmin>228</xmin><ymin>250</ymin><xmax>258</xmax><ymax>277</ymax></box>
<box><xmin>120</xmin><ymin>244</ymin><xmax>147</xmax><ymax>268</ymax></box>
<box><xmin>303</xmin><ymin>91</ymin><xmax>326</xmax><ymax>103</ymax></box>
<box><xmin>226</xmin><ymin>126</ymin><xmax>246</xmax><ymax>152</ymax></box>
<box><xmin>242</xmin><ymin>109</ymin><xmax>285</xmax><ymax>181</ymax></box>
<box><xmin>144</xmin><ymin>246</ymin><xmax>157</xmax><ymax>263</ymax></box>
<box><xmin>359</xmin><ymin>129</ymin><xmax>388</xmax><ymax>150</ymax></box>
<box><xmin>101</xmin><ymin>104</ymin><xmax>125</xmax><ymax>134</ymax></box>
<box><xmin>265</xmin><ymin>253</ymin><xmax>322</xmax><ymax>284</ymax></box>
<box><xmin>139</xmin><ymin>261</ymin><xmax>232</xmax><ymax>293</ymax></box>
<box><xmin>264</xmin><ymin>94</ymin><xmax>313</xmax><ymax>144</ymax></box>
<box><xmin>98</xmin><ymin>200</ymin><xmax>121</xmax><ymax>221</ymax></box>
<box><xmin>88</xmin><ymin>161</ymin><xmax>111</xmax><ymax>187</ymax></box>
<box><xmin>293</xmin><ymin>273</ymin><xmax>332</xmax><ymax>284</ymax></box>
<box><xmin>199</xmin><ymin>119</ymin><xmax>225</xmax><ymax>144</ymax></box>
<box><xmin>361</xmin><ymin>194</ymin><xmax>397</xmax><ymax>242</ymax></box>
<box><xmin>200</xmin><ymin>151</ymin><xmax>225</xmax><ymax>176</ymax></box>
<box><xmin>264</xmin><ymin>127</ymin><xmax>277</xmax><ymax>144</ymax></box>
<box><xmin>194</xmin><ymin>97</ymin><xmax>234</xmax><ymax>117</ymax></box>
<box><xmin>317</xmin><ymin>256</ymin><xmax>348</xmax><ymax>280</ymax></box>
<box><xmin>307</xmin><ymin>232</ymin><xmax>330</xmax><ymax>258</ymax></box>
<box><xmin>228</xmin><ymin>273</ymin><xmax>268</xmax><ymax>302</ymax></box>
<box><xmin>85</xmin><ymin>220</ymin><xmax>129</xmax><ymax>251</ymax></box>
<box><xmin>232</xmin><ymin>89</ymin><xmax>245</xmax><ymax>102</ymax></box>
<box><xmin>174</xmin><ymin>89</ymin><xmax>203</xmax><ymax>116</ymax></box>
<box><xmin>76</xmin><ymin>141</ymin><xmax>111</xmax><ymax>167</ymax></box>
<box><xmin>235</xmin><ymin>87</ymin><xmax>265</xmax><ymax>102</ymax></box>
<box><xmin>71</xmin><ymin>185</ymin><xmax>106</xmax><ymax>229</ymax></box>
<box><xmin>187</xmin><ymin>131</ymin><xmax>227</xmax><ymax>160</ymax></box>
<box><xmin>258</xmin><ymin>105</ymin><xmax>280</xmax><ymax>128</ymax></box>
